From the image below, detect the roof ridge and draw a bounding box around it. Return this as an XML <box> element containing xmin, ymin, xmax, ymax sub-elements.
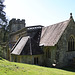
<box><xmin>46</xmin><ymin>19</ymin><xmax>70</xmax><ymax>27</ymax></box>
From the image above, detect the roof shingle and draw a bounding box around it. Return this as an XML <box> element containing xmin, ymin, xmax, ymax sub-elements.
<box><xmin>40</xmin><ymin>20</ymin><xmax>70</xmax><ymax>46</ymax></box>
<box><xmin>11</xmin><ymin>36</ymin><xmax>30</xmax><ymax>55</ymax></box>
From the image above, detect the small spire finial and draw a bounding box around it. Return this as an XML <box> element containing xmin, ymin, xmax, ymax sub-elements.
<box><xmin>70</xmin><ymin>13</ymin><xmax>73</xmax><ymax>18</ymax></box>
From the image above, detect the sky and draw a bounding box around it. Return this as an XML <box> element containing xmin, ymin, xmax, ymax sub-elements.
<box><xmin>4</xmin><ymin>0</ymin><xmax>75</xmax><ymax>26</ymax></box>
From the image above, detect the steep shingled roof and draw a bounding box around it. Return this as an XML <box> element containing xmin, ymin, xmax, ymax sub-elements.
<box><xmin>11</xmin><ymin>36</ymin><xmax>30</xmax><ymax>55</ymax></box>
<box><xmin>40</xmin><ymin>19</ymin><xmax>71</xmax><ymax>46</ymax></box>
<box><xmin>11</xmin><ymin>36</ymin><xmax>43</xmax><ymax>55</ymax></box>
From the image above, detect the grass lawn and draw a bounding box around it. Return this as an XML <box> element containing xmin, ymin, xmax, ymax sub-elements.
<box><xmin>0</xmin><ymin>57</ymin><xmax>75</xmax><ymax>75</ymax></box>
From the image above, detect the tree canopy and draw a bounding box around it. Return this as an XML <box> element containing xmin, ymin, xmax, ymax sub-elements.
<box><xmin>0</xmin><ymin>0</ymin><xmax>8</xmax><ymax>42</ymax></box>
<box><xmin>0</xmin><ymin>0</ymin><xmax>7</xmax><ymax>25</ymax></box>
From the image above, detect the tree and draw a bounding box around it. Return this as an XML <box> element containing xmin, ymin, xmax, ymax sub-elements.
<box><xmin>0</xmin><ymin>0</ymin><xmax>8</xmax><ymax>42</ymax></box>
<box><xmin>0</xmin><ymin>0</ymin><xmax>7</xmax><ymax>23</ymax></box>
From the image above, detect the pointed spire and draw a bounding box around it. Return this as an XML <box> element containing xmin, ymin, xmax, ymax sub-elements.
<box><xmin>70</xmin><ymin>13</ymin><xmax>73</xmax><ymax>19</ymax></box>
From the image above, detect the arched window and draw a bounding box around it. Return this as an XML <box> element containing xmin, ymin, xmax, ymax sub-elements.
<box><xmin>68</xmin><ymin>36</ymin><xmax>75</xmax><ymax>51</ymax></box>
<box><xmin>46</xmin><ymin>49</ymin><xmax>51</xmax><ymax>58</ymax></box>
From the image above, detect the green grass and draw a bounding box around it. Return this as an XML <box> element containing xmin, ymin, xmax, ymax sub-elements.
<box><xmin>0</xmin><ymin>57</ymin><xmax>75</xmax><ymax>75</ymax></box>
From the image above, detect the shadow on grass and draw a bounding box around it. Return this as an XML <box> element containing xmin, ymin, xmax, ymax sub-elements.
<box><xmin>43</xmin><ymin>65</ymin><xmax>75</xmax><ymax>72</ymax></box>
<box><xmin>61</xmin><ymin>66</ymin><xmax>75</xmax><ymax>72</ymax></box>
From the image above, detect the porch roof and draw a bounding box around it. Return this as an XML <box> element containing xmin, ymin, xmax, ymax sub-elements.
<box><xmin>11</xmin><ymin>36</ymin><xmax>43</xmax><ymax>55</ymax></box>
<box><xmin>11</xmin><ymin>36</ymin><xmax>30</xmax><ymax>55</ymax></box>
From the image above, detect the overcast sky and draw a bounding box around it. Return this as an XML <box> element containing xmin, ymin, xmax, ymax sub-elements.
<box><xmin>4</xmin><ymin>0</ymin><xmax>75</xmax><ymax>26</ymax></box>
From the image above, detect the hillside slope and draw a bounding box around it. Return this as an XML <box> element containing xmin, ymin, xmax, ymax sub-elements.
<box><xmin>0</xmin><ymin>57</ymin><xmax>75</xmax><ymax>75</ymax></box>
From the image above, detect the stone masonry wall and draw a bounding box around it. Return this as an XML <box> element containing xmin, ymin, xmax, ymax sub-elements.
<box><xmin>11</xmin><ymin>54</ymin><xmax>43</xmax><ymax>65</ymax></box>
<box><xmin>57</xmin><ymin>19</ymin><xmax>75</xmax><ymax>67</ymax></box>
<box><xmin>43</xmin><ymin>46</ymin><xmax>56</xmax><ymax>67</ymax></box>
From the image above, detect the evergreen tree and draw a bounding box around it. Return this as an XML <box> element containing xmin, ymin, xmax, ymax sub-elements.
<box><xmin>0</xmin><ymin>0</ymin><xmax>8</xmax><ymax>42</ymax></box>
<box><xmin>0</xmin><ymin>0</ymin><xmax>7</xmax><ymax>24</ymax></box>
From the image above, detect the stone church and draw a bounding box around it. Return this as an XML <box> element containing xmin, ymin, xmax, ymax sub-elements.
<box><xmin>9</xmin><ymin>13</ymin><xmax>75</xmax><ymax>68</ymax></box>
